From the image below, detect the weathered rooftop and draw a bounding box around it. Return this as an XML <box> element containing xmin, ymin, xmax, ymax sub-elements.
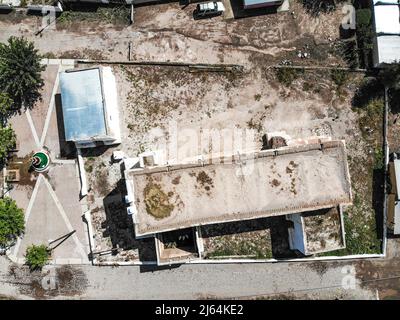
<box><xmin>302</xmin><ymin>206</ymin><xmax>345</xmax><ymax>255</ymax></box>
<box><xmin>127</xmin><ymin>140</ymin><xmax>352</xmax><ymax>236</ymax></box>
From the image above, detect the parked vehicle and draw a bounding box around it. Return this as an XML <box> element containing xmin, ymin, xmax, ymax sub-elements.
<box><xmin>193</xmin><ymin>1</ymin><xmax>225</xmax><ymax>19</ymax></box>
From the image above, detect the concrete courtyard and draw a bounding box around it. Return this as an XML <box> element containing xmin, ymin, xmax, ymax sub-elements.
<box><xmin>6</xmin><ymin>60</ymin><xmax>90</xmax><ymax>265</ymax></box>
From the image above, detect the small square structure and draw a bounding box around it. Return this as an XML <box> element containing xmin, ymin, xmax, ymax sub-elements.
<box><xmin>59</xmin><ymin>67</ymin><xmax>121</xmax><ymax>148</ymax></box>
<box><xmin>287</xmin><ymin>206</ymin><xmax>346</xmax><ymax>255</ymax></box>
<box><xmin>155</xmin><ymin>228</ymin><xmax>200</xmax><ymax>265</ymax></box>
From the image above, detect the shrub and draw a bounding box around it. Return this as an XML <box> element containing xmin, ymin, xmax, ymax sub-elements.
<box><xmin>0</xmin><ymin>37</ymin><xmax>44</xmax><ymax>109</ymax></box>
<box><xmin>25</xmin><ymin>244</ymin><xmax>50</xmax><ymax>270</ymax></box>
<box><xmin>0</xmin><ymin>125</ymin><xmax>16</xmax><ymax>161</ymax></box>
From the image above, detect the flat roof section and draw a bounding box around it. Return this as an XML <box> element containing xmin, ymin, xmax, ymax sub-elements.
<box><xmin>373</xmin><ymin>5</ymin><xmax>400</xmax><ymax>35</ymax></box>
<box><xmin>375</xmin><ymin>36</ymin><xmax>400</xmax><ymax>65</ymax></box>
<box><xmin>60</xmin><ymin>68</ymin><xmax>107</xmax><ymax>142</ymax></box>
<box><xmin>128</xmin><ymin>141</ymin><xmax>352</xmax><ymax>236</ymax></box>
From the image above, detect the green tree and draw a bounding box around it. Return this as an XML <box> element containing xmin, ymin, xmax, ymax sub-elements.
<box><xmin>0</xmin><ymin>92</ymin><xmax>12</xmax><ymax>119</ymax></box>
<box><xmin>0</xmin><ymin>125</ymin><xmax>16</xmax><ymax>162</ymax></box>
<box><xmin>0</xmin><ymin>37</ymin><xmax>44</xmax><ymax>109</ymax></box>
<box><xmin>0</xmin><ymin>197</ymin><xmax>24</xmax><ymax>248</ymax></box>
<box><xmin>25</xmin><ymin>244</ymin><xmax>50</xmax><ymax>270</ymax></box>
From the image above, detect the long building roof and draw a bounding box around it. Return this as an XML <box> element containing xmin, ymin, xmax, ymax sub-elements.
<box><xmin>127</xmin><ymin>140</ymin><xmax>352</xmax><ymax>236</ymax></box>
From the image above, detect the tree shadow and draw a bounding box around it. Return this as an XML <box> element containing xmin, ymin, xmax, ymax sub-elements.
<box><xmin>388</xmin><ymin>89</ymin><xmax>400</xmax><ymax>114</ymax></box>
<box><xmin>352</xmin><ymin>76</ymin><xmax>383</xmax><ymax>109</ymax></box>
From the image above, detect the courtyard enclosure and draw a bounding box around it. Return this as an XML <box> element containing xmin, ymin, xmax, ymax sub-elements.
<box><xmin>125</xmin><ymin>140</ymin><xmax>352</xmax><ymax>237</ymax></box>
<box><xmin>372</xmin><ymin>0</ymin><xmax>400</xmax><ymax>67</ymax></box>
<box><xmin>154</xmin><ymin>228</ymin><xmax>201</xmax><ymax>265</ymax></box>
<box><xmin>287</xmin><ymin>206</ymin><xmax>346</xmax><ymax>255</ymax></box>
<box><xmin>59</xmin><ymin>67</ymin><xmax>121</xmax><ymax>148</ymax></box>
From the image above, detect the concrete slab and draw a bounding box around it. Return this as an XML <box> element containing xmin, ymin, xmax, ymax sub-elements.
<box><xmin>15</xmin><ymin>180</ymin><xmax>78</xmax><ymax>260</ymax></box>
<box><xmin>46</xmin><ymin>164</ymin><xmax>86</xmax><ymax>247</ymax></box>
<box><xmin>128</xmin><ymin>141</ymin><xmax>352</xmax><ymax>236</ymax></box>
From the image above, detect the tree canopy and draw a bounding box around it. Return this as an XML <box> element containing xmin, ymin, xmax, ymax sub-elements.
<box><xmin>0</xmin><ymin>92</ymin><xmax>12</xmax><ymax>120</ymax></box>
<box><xmin>0</xmin><ymin>197</ymin><xmax>24</xmax><ymax>247</ymax></box>
<box><xmin>0</xmin><ymin>125</ymin><xmax>16</xmax><ymax>162</ymax></box>
<box><xmin>0</xmin><ymin>36</ymin><xmax>44</xmax><ymax>110</ymax></box>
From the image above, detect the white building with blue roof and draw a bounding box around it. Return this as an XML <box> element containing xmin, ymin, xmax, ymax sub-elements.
<box><xmin>59</xmin><ymin>67</ymin><xmax>121</xmax><ymax>148</ymax></box>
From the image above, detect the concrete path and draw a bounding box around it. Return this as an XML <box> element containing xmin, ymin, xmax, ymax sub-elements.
<box><xmin>6</xmin><ymin>61</ymin><xmax>90</xmax><ymax>265</ymax></box>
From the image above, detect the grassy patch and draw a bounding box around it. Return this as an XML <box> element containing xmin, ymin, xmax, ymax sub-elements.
<box><xmin>331</xmin><ymin>69</ymin><xmax>349</xmax><ymax>88</ymax></box>
<box><xmin>84</xmin><ymin>157</ymin><xmax>95</xmax><ymax>173</ymax></box>
<box><xmin>275</xmin><ymin>67</ymin><xmax>304</xmax><ymax>87</ymax></box>
<box><xmin>355</xmin><ymin>98</ymin><xmax>384</xmax><ymax>139</ymax></box>
<box><xmin>202</xmin><ymin>219</ymin><xmax>274</xmax><ymax>259</ymax></box>
<box><xmin>143</xmin><ymin>181</ymin><xmax>174</xmax><ymax>219</ymax></box>
<box><xmin>319</xmin><ymin>98</ymin><xmax>384</xmax><ymax>257</ymax></box>
<box><xmin>57</xmin><ymin>7</ymin><xmax>130</xmax><ymax>26</ymax></box>
<box><xmin>207</xmin><ymin>239</ymin><xmax>273</xmax><ymax>259</ymax></box>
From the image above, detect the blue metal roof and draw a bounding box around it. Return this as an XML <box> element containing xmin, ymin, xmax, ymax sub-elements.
<box><xmin>60</xmin><ymin>68</ymin><xmax>107</xmax><ymax>142</ymax></box>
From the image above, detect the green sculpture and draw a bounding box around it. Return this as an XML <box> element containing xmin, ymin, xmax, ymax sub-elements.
<box><xmin>31</xmin><ymin>151</ymin><xmax>50</xmax><ymax>172</ymax></box>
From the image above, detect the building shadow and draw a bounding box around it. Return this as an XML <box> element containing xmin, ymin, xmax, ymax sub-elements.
<box><xmin>79</xmin><ymin>145</ymin><xmax>114</xmax><ymax>158</ymax></box>
<box><xmin>139</xmin><ymin>263</ymin><xmax>181</xmax><ymax>273</ymax></box>
<box><xmin>351</xmin><ymin>76</ymin><xmax>383</xmax><ymax>109</ymax></box>
<box><xmin>269</xmin><ymin>216</ymin><xmax>298</xmax><ymax>259</ymax></box>
<box><xmin>54</xmin><ymin>93</ymin><xmax>76</xmax><ymax>159</ymax></box>
<box><xmin>372</xmin><ymin>168</ymin><xmax>385</xmax><ymax>241</ymax></box>
<box><xmin>102</xmin><ymin>180</ymin><xmax>158</xmax><ymax>262</ymax></box>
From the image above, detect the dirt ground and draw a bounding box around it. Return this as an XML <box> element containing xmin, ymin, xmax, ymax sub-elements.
<box><xmin>0</xmin><ymin>2</ymin><xmax>345</xmax><ymax>66</ymax></box>
<box><xmin>0</xmin><ymin>2</ymin><xmax>383</xmax><ymax>261</ymax></box>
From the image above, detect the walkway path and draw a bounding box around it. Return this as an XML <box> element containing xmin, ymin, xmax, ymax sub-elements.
<box><xmin>6</xmin><ymin>60</ymin><xmax>90</xmax><ymax>265</ymax></box>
